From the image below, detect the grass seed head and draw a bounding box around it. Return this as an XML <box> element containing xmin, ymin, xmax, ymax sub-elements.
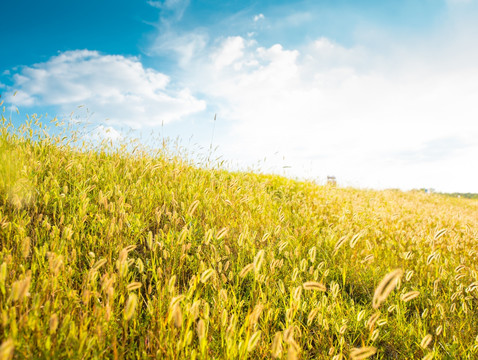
<box><xmin>92</xmin><ymin>258</ymin><xmax>107</xmax><ymax>272</ymax></box>
<box><xmin>10</xmin><ymin>275</ymin><xmax>31</xmax><ymax>302</ymax></box>
<box><xmin>221</xmin><ymin>309</ymin><xmax>228</xmax><ymax>328</ymax></box>
<box><xmin>422</xmin><ymin>353</ymin><xmax>435</xmax><ymax>360</ymax></box>
<box><xmin>187</xmin><ymin>200</ymin><xmax>200</xmax><ymax>217</ymax></box>
<box><xmin>239</xmin><ymin>263</ymin><xmax>254</xmax><ymax>278</ymax></box>
<box><xmin>400</xmin><ymin>291</ymin><xmax>420</xmax><ymax>302</ymax></box>
<box><xmin>370</xmin><ymin>329</ymin><xmax>380</xmax><ymax>342</ymax></box>
<box><xmin>247</xmin><ymin>331</ymin><xmax>261</xmax><ymax>352</ymax></box>
<box><xmin>333</xmin><ymin>236</ymin><xmax>347</xmax><ymax>255</ymax></box>
<box><xmin>283</xmin><ymin>326</ymin><xmax>295</xmax><ymax>344</ymax></box>
<box><xmin>197</xmin><ymin>319</ymin><xmax>206</xmax><ymax>340</ymax></box>
<box><xmin>309</xmin><ymin>246</ymin><xmax>317</xmax><ymax>263</ymax></box>
<box><xmin>21</xmin><ymin>237</ymin><xmax>31</xmax><ymax>258</ymax></box>
<box><xmin>367</xmin><ymin>312</ymin><xmax>381</xmax><ymax>329</ymax></box>
<box><xmin>357</xmin><ymin>310</ymin><xmax>366</xmax><ymax>322</ymax></box>
<box><xmin>271</xmin><ymin>332</ymin><xmax>283</xmax><ymax>358</ymax></box>
<box><xmin>171</xmin><ymin>304</ymin><xmax>183</xmax><ymax>328</ymax></box>
<box><xmin>278</xmin><ymin>241</ymin><xmax>288</xmax><ymax>253</ymax></box>
<box><xmin>307</xmin><ymin>308</ymin><xmax>319</xmax><ymax>325</ymax></box>
<box><xmin>303</xmin><ymin>281</ymin><xmax>326</xmax><ymax>291</ymax></box>
<box><xmin>0</xmin><ymin>263</ymin><xmax>7</xmax><ymax>287</ymax></box>
<box><xmin>248</xmin><ymin>304</ymin><xmax>264</xmax><ymax>327</ymax></box>
<box><xmin>253</xmin><ymin>250</ymin><xmax>265</xmax><ymax>274</ymax></box>
<box><xmin>349</xmin><ymin>346</ymin><xmax>377</xmax><ymax>360</ymax></box>
<box><xmin>292</xmin><ymin>286</ymin><xmax>302</xmax><ymax>302</ymax></box>
<box><xmin>126</xmin><ymin>282</ymin><xmax>142</xmax><ymax>291</ymax></box>
<box><xmin>350</xmin><ymin>232</ymin><xmax>363</xmax><ymax>248</ymax></box>
<box><xmin>420</xmin><ymin>334</ymin><xmax>433</xmax><ymax>349</ymax></box>
<box><xmin>287</xmin><ymin>341</ymin><xmax>299</xmax><ymax>360</ymax></box>
<box><xmin>372</xmin><ymin>269</ymin><xmax>403</xmax><ymax>309</ymax></box>
<box><xmin>190</xmin><ymin>300</ymin><xmax>201</xmax><ymax>320</ymax></box>
<box><xmin>124</xmin><ymin>293</ymin><xmax>138</xmax><ymax>321</ymax></box>
<box><xmin>0</xmin><ymin>338</ymin><xmax>15</xmax><ymax>360</ymax></box>
<box><xmin>200</xmin><ymin>269</ymin><xmax>215</xmax><ymax>284</ymax></box>
<box><xmin>49</xmin><ymin>313</ymin><xmax>59</xmax><ymax>334</ymax></box>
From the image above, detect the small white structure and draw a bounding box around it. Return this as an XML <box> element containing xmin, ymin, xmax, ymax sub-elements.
<box><xmin>327</xmin><ymin>176</ymin><xmax>337</xmax><ymax>186</ymax></box>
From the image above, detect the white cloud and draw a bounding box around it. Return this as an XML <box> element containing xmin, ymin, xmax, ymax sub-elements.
<box><xmin>253</xmin><ymin>14</ymin><xmax>265</xmax><ymax>22</ymax></box>
<box><xmin>150</xmin><ymin>31</ymin><xmax>208</xmax><ymax>66</ymax></box>
<box><xmin>212</xmin><ymin>36</ymin><xmax>246</xmax><ymax>70</ymax></box>
<box><xmin>89</xmin><ymin>125</ymin><xmax>123</xmax><ymax>142</ymax></box>
<box><xmin>182</xmin><ymin>34</ymin><xmax>478</xmax><ymax>192</ymax></box>
<box><xmin>146</xmin><ymin>0</ymin><xmax>203</xmax><ymax>67</ymax></box>
<box><xmin>5</xmin><ymin>50</ymin><xmax>206</xmax><ymax>128</ymax></box>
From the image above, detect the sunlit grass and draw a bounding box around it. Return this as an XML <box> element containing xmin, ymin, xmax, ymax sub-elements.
<box><xmin>1</xmin><ymin>107</ymin><xmax>478</xmax><ymax>359</ymax></box>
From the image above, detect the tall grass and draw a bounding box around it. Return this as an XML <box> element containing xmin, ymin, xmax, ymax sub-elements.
<box><xmin>1</xmin><ymin>108</ymin><xmax>478</xmax><ymax>359</ymax></box>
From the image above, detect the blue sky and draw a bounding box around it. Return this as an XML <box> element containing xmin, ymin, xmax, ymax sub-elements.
<box><xmin>2</xmin><ymin>0</ymin><xmax>478</xmax><ymax>192</ymax></box>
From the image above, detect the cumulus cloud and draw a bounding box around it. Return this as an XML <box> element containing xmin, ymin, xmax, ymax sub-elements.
<box><xmin>212</xmin><ymin>36</ymin><xmax>246</xmax><ymax>70</ymax></box>
<box><xmin>5</xmin><ymin>50</ymin><xmax>206</xmax><ymax>127</ymax></box>
<box><xmin>181</xmin><ymin>33</ymin><xmax>478</xmax><ymax>192</ymax></box>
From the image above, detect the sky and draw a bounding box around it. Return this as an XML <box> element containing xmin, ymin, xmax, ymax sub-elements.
<box><xmin>1</xmin><ymin>0</ymin><xmax>478</xmax><ymax>192</ymax></box>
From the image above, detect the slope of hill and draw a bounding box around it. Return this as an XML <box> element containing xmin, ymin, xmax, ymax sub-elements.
<box><xmin>1</xmin><ymin>113</ymin><xmax>478</xmax><ymax>359</ymax></box>
<box><xmin>439</xmin><ymin>192</ymin><xmax>478</xmax><ymax>200</ymax></box>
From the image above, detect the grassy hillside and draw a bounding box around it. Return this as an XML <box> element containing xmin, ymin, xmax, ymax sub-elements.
<box><xmin>1</xmin><ymin>112</ymin><xmax>478</xmax><ymax>359</ymax></box>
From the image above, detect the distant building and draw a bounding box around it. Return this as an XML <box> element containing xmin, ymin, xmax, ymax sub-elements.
<box><xmin>327</xmin><ymin>176</ymin><xmax>337</xmax><ymax>186</ymax></box>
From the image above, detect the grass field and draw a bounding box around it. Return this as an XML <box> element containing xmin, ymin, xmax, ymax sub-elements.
<box><xmin>1</xmin><ymin>110</ymin><xmax>478</xmax><ymax>359</ymax></box>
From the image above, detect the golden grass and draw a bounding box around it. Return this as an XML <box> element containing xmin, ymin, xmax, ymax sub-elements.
<box><xmin>1</xmin><ymin>109</ymin><xmax>478</xmax><ymax>359</ymax></box>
